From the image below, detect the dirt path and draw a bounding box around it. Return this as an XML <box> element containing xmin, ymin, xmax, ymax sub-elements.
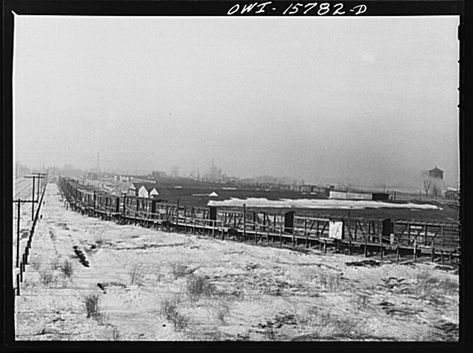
<box><xmin>15</xmin><ymin>183</ymin><xmax>459</xmax><ymax>341</ymax></box>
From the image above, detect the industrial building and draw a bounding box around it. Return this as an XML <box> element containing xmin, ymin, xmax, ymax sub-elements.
<box><xmin>329</xmin><ymin>190</ymin><xmax>390</xmax><ymax>201</ymax></box>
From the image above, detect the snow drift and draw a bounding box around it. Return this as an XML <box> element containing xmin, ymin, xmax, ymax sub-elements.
<box><xmin>207</xmin><ymin>197</ymin><xmax>441</xmax><ymax>210</ymax></box>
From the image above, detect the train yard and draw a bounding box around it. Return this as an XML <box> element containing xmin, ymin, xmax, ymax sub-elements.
<box><xmin>58</xmin><ymin>177</ymin><xmax>461</xmax><ymax>264</ymax></box>
<box><xmin>14</xmin><ymin>181</ymin><xmax>460</xmax><ymax>341</ymax></box>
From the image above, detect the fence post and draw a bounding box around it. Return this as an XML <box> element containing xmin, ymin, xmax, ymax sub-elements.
<box><xmin>304</xmin><ymin>218</ymin><xmax>308</xmax><ymax>249</ymax></box>
<box><xmin>255</xmin><ymin>220</ymin><xmax>258</xmax><ymax>244</ymax></box>
<box><xmin>273</xmin><ymin>214</ymin><xmax>276</xmax><ymax>235</ymax></box>
<box><xmin>243</xmin><ymin>204</ymin><xmax>246</xmax><ymax>242</ymax></box>
<box><xmin>381</xmin><ymin>218</ymin><xmax>392</xmax><ymax>259</ymax></box>
<box><xmin>348</xmin><ymin>234</ymin><xmax>352</xmax><ymax>255</ymax></box>
<box><xmin>16</xmin><ymin>274</ymin><xmax>20</xmax><ymax>296</ymax></box>
<box><xmin>379</xmin><ymin>233</ymin><xmax>383</xmax><ymax>259</ymax></box>
<box><xmin>354</xmin><ymin>220</ymin><xmax>358</xmax><ymax>241</ymax></box>
<box><xmin>413</xmin><ymin>239</ymin><xmax>417</xmax><ymax>262</ymax></box>
<box><xmin>424</xmin><ymin>224</ymin><xmax>428</xmax><ymax>246</ymax></box>
<box><xmin>122</xmin><ymin>194</ymin><xmax>126</xmax><ymax>216</ymax></box>
<box><xmin>284</xmin><ymin>211</ymin><xmax>294</xmax><ymax>234</ymax></box>
<box><xmin>209</xmin><ymin>205</ymin><xmax>217</xmax><ymax>236</ymax></box>
<box><xmin>176</xmin><ymin>200</ymin><xmax>180</xmax><ymax>230</ymax></box>
<box><xmin>441</xmin><ymin>226</ymin><xmax>445</xmax><ymax>247</ymax></box>
<box><xmin>279</xmin><ymin>226</ymin><xmax>282</xmax><ymax>247</ymax></box>
<box><xmin>267</xmin><ymin>224</ymin><xmax>270</xmax><ymax>245</ymax></box>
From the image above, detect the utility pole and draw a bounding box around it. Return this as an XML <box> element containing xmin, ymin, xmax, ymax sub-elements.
<box><xmin>25</xmin><ymin>175</ymin><xmax>36</xmax><ymax>221</ymax></box>
<box><xmin>13</xmin><ymin>198</ymin><xmax>36</xmax><ymax>267</ymax></box>
<box><xmin>16</xmin><ymin>199</ymin><xmax>20</xmax><ymax>267</ymax></box>
<box><xmin>25</xmin><ymin>173</ymin><xmax>45</xmax><ymax>221</ymax></box>
<box><xmin>32</xmin><ymin>172</ymin><xmax>46</xmax><ymax>202</ymax></box>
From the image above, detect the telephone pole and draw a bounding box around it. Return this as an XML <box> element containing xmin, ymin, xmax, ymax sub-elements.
<box><xmin>13</xmin><ymin>198</ymin><xmax>36</xmax><ymax>267</ymax></box>
<box><xmin>16</xmin><ymin>199</ymin><xmax>20</xmax><ymax>267</ymax></box>
<box><xmin>24</xmin><ymin>176</ymin><xmax>36</xmax><ymax>221</ymax></box>
<box><xmin>24</xmin><ymin>173</ymin><xmax>46</xmax><ymax>221</ymax></box>
<box><xmin>32</xmin><ymin>172</ymin><xmax>46</xmax><ymax>202</ymax></box>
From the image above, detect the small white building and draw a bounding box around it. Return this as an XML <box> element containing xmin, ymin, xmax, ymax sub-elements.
<box><xmin>120</xmin><ymin>175</ymin><xmax>132</xmax><ymax>183</ymax></box>
<box><xmin>129</xmin><ymin>182</ymin><xmax>160</xmax><ymax>198</ymax></box>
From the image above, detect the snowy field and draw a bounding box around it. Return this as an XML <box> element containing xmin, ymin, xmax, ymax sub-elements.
<box><xmin>15</xmin><ymin>184</ymin><xmax>458</xmax><ymax>341</ymax></box>
<box><xmin>208</xmin><ymin>197</ymin><xmax>442</xmax><ymax>210</ymax></box>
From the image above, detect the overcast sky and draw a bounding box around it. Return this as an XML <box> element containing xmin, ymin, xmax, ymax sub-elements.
<box><xmin>13</xmin><ymin>15</ymin><xmax>459</xmax><ymax>188</ymax></box>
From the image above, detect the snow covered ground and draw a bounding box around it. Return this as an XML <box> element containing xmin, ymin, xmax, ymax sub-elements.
<box><xmin>14</xmin><ymin>184</ymin><xmax>458</xmax><ymax>341</ymax></box>
<box><xmin>208</xmin><ymin>197</ymin><xmax>441</xmax><ymax>210</ymax></box>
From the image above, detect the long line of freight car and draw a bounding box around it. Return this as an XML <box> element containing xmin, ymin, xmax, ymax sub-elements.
<box><xmin>58</xmin><ymin>177</ymin><xmax>461</xmax><ymax>262</ymax></box>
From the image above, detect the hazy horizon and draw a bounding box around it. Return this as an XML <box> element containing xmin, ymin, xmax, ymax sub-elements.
<box><xmin>13</xmin><ymin>15</ymin><xmax>460</xmax><ymax>188</ymax></box>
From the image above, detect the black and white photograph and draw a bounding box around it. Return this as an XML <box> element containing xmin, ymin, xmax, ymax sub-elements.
<box><xmin>5</xmin><ymin>0</ymin><xmax>463</xmax><ymax>344</ymax></box>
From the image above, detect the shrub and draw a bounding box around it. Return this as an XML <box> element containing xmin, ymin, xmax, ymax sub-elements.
<box><xmin>186</xmin><ymin>275</ymin><xmax>215</xmax><ymax>302</ymax></box>
<box><xmin>60</xmin><ymin>259</ymin><xmax>74</xmax><ymax>278</ymax></box>
<box><xmin>160</xmin><ymin>297</ymin><xmax>188</xmax><ymax>331</ymax></box>
<box><xmin>40</xmin><ymin>269</ymin><xmax>55</xmax><ymax>285</ymax></box>
<box><xmin>414</xmin><ymin>270</ymin><xmax>458</xmax><ymax>304</ymax></box>
<box><xmin>95</xmin><ymin>235</ymin><xmax>104</xmax><ymax>246</ymax></box>
<box><xmin>333</xmin><ymin>317</ymin><xmax>366</xmax><ymax>339</ymax></box>
<box><xmin>265</xmin><ymin>327</ymin><xmax>276</xmax><ymax>341</ymax></box>
<box><xmin>318</xmin><ymin>272</ymin><xmax>341</xmax><ymax>292</ymax></box>
<box><xmin>438</xmin><ymin>277</ymin><xmax>459</xmax><ymax>293</ymax></box>
<box><xmin>160</xmin><ymin>297</ymin><xmax>179</xmax><ymax>317</ymax></box>
<box><xmin>214</xmin><ymin>303</ymin><xmax>230</xmax><ymax>324</ymax></box>
<box><xmin>352</xmin><ymin>293</ymin><xmax>369</xmax><ymax>312</ymax></box>
<box><xmin>129</xmin><ymin>263</ymin><xmax>143</xmax><ymax>286</ymax></box>
<box><xmin>171</xmin><ymin>263</ymin><xmax>188</xmax><ymax>279</ymax></box>
<box><xmin>296</xmin><ymin>307</ymin><xmax>367</xmax><ymax>340</ymax></box>
<box><xmin>30</xmin><ymin>255</ymin><xmax>42</xmax><ymax>271</ymax></box>
<box><xmin>84</xmin><ymin>293</ymin><xmax>101</xmax><ymax>319</ymax></box>
<box><xmin>50</xmin><ymin>257</ymin><xmax>61</xmax><ymax>271</ymax></box>
<box><xmin>112</xmin><ymin>327</ymin><xmax>120</xmax><ymax>340</ymax></box>
<box><xmin>98</xmin><ymin>312</ymin><xmax>110</xmax><ymax>326</ymax></box>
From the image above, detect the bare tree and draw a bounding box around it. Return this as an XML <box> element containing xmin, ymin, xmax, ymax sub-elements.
<box><xmin>423</xmin><ymin>179</ymin><xmax>431</xmax><ymax>198</ymax></box>
<box><xmin>170</xmin><ymin>166</ymin><xmax>179</xmax><ymax>178</ymax></box>
<box><xmin>422</xmin><ymin>171</ymin><xmax>432</xmax><ymax>198</ymax></box>
<box><xmin>432</xmin><ymin>185</ymin><xmax>441</xmax><ymax>200</ymax></box>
